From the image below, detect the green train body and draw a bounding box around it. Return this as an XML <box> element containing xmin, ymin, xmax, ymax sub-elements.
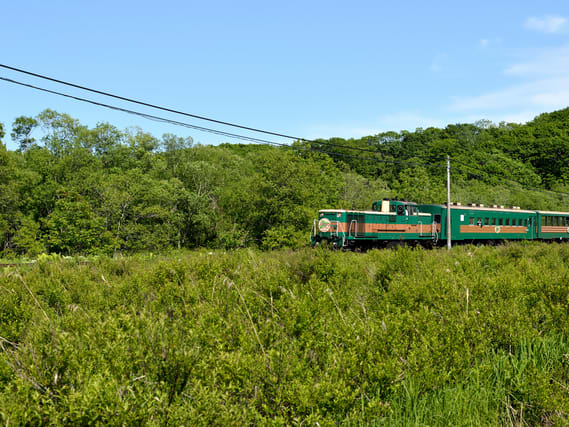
<box><xmin>311</xmin><ymin>199</ymin><xmax>569</xmax><ymax>249</ymax></box>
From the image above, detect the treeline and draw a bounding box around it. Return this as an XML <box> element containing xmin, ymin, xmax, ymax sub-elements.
<box><xmin>1</xmin><ymin>108</ymin><xmax>569</xmax><ymax>256</ymax></box>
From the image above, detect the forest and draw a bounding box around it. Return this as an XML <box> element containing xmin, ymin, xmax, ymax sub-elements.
<box><xmin>1</xmin><ymin>107</ymin><xmax>569</xmax><ymax>256</ymax></box>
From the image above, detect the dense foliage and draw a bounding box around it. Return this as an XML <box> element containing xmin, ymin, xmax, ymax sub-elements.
<box><xmin>1</xmin><ymin>108</ymin><xmax>569</xmax><ymax>256</ymax></box>
<box><xmin>1</xmin><ymin>244</ymin><xmax>569</xmax><ymax>424</ymax></box>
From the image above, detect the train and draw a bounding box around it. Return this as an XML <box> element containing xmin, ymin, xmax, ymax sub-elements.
<box><xmin>311</xmin><ymin>199</ymin><xmax>569</xmax><ymax>250</ymax></box>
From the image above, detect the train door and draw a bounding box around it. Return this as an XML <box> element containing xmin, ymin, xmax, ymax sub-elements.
<box><xmin>347</xmin><ymin>213</ymin><xmax>365</xmax><ymax>237</ymax></box>
<box><xmin>432</xmin><ymin>214</ymin><xmax>441</xmax><ymax>239</ymax></box>
<box><xmin>527</xmin><ymin>216</ymin><xmax>536</xmax><ymax>239</ymax></box>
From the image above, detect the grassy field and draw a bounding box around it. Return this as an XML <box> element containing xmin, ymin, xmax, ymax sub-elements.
<box><xmin>1</xmin><ymin>243</ymin><xmax>569</xmax><ymax>425</ymax></box>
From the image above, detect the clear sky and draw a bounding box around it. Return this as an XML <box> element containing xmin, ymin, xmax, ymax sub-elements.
<box><xmin>1</xmin><ymin>0</ymin><xmax>569</xmax><ymax>150</ymax></box>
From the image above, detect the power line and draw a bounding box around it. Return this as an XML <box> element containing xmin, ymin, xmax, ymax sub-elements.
<box><xmin>0</xmin><ymin>76</ymin><xmax>447</xmax><ymax>170</ymax></box>
<box><xmin>0</xmin><ymin>63</ymin><xmax>401</xmax><ymax>158</ymax></box>
<box><xmin>0</xmin><ymin>63</ymin><xmax>307</xmax><ymax>141</ymax></box>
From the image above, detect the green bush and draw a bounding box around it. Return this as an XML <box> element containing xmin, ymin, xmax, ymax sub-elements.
<box><xmin>1</xmin><ymin>243</ymin><xmax>569</xmax><ymax>424</ymax></box>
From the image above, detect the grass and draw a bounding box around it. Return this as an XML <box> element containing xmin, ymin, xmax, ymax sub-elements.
<box><xmin>1</xmin><ymin>243</ymin><xmax>569</xmax><ymax>425</ymax></box>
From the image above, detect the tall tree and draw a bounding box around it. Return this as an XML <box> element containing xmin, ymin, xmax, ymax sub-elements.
<box><xmin>11</xmin><ymin>116</ymin><xmax>38</xmax><ymax>152</ymax></box>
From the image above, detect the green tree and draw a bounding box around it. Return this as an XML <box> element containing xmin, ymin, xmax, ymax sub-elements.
<box><xmin>11</xmin><ymin>116</ymin><xmax>38</xmax><ymax>152</ymax></box>
<box><xmin>43</xmin><ymin>193</ymin><xmax>112</xmax><ymax>255</ymax></box>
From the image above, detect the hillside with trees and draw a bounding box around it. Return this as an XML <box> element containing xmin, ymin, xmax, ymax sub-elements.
<box><xmin>1</xmin><ymin>108</ymin><xmax>569</xmax><ymax>256</ymax></box>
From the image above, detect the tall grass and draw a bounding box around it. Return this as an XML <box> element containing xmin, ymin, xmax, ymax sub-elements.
<box><xmin>1</xmin><ymin>243</ymin><xmax>569</xmax><ymax>424</ymax></box>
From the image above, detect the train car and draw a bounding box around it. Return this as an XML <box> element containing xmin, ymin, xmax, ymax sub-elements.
<box><xmin>311</xmin><ymin>199</ymin><xmax>440</xmax><ymax>249</ymax></box>
<box><xmin>537</xmin><ymin>211</ymin><xmax>569</xmax><ymax>240</ymax></box>
<box><xmin>311</xmin><ymin>199</ymin><xmax>569</xmax><ymax>249</ymax></box>
<box><xmin>419</xmin><ymin>203</ymin><xmax>537</xmax><ymax>243</ymax></box>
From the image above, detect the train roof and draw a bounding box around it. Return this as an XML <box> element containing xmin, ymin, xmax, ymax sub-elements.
<box><xmin>319</xmin><ymin>209</ymin><xmax>431</xmax><ymax>217</ymax></box>
<box><xmin>536</xmin><ymin>210</ymin><xmax>569</xmax><ymax>215</ymax></box>
<box><xmin>419</xmin><ymin>203</ymin><xmax>536</xmax><ymax>214</ymax></box>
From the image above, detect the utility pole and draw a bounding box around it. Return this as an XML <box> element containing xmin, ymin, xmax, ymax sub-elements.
<box><xmin>447</xmin><ymin>155</ymin><xmax>452</xmax><ymax>250</ymax></box>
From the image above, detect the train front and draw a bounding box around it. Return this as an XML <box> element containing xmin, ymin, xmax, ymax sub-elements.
<box><xmin>311</xmin><ymin>210</ymin><xmax>347</xmax><ymax>248</ymax></box>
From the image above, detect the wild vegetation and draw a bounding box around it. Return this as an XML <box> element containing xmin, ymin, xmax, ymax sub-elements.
<box><xmin>1</xmin><ymin>109</ymin><xmax>569</xmax><ymax>424</ymax></box>
<box><xmin>1</xmin><ymin>108</ymin><xmax>569</xmax><ymax>256</ymax></box>
<box><xmin>1</xmin><ymin>243</ymin><xmax>569</xmax><ymax>424</ymax></box>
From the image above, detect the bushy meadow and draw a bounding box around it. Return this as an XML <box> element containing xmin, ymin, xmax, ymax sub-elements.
<box><xmin>1</xmin><ymin>243</ymin><xmax>569</xmax><ymax>425</ymax></box>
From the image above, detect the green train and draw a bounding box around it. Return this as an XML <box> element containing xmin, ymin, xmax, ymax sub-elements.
<box><xmin>311</xmin><ymin>199</ymin><xmax>569</xmax><ymax>249</ymax></box>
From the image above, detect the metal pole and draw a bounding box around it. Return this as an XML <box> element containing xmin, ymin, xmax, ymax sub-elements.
<box><xmin>447</xmin><ymin>155</ymin><xmax>452</xmax><ymax>250</ymax></box>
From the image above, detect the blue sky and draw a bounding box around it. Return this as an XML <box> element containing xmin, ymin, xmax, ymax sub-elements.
<box><xmin>1</xmin><ymin>0</ymin><xmax>569</xmax><ymax>150</ymax></box>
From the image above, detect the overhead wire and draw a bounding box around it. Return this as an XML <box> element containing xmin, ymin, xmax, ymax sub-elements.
<box><xmin>0</xmin><ymin>76</ymin><xmax>447</xmax><ymax>170</ymax></box>
<box><xmin>0</xmin><ymin>63</ymin><xmax>411</xmax><ymax>158</ymax></box>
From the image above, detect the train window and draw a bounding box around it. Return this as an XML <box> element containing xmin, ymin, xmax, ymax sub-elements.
<box><xmin>524</xmin><ymin>219</ymin><xmax>528</xmax><ymax>226</ymax></box>
<box><xmin>505</xmin><ymin>219</ymin><xmax>510</xmax><ymax>225</ymax></box>
<box><xmin>499</xmin><ymin>218</ymin><xmax>503</xmax><ymax>225</ymax></box>
<box><xmin>390</xmin><ymin>204</ymin><xmax>396</xmax><ymax>213</ymax></box>
<box><xmin>514</xmin><ymin>219</ymin><xmax>518</xmax><ymax>226</ymax></box>
<box><xmin>541</xmin><ymin>217</ymin><xmax>546</xmax><ymax>226</ymax></box>
<box><xmin>484</xmin><ymin>218</ymin><xmax>489</xmax><ymax>225</ymax></box>
<box><xmin>477</xmin><ymin>217</ymin><xmax>482</xmax><ymax>226</ymax></box>
<box><xmin>491</xmin><ymin>218</ymin><xmax>496</xmax><ymax>225</ymax></box>
<box><xmin>469</xmin><ymin>217</ymin><xmax>474</xmax><ymax>225</ymax></box>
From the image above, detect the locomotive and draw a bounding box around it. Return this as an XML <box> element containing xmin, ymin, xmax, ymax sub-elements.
<box><xmin>311</xmin><ymin>199</ymin><xmax>569</xmax><ymax>249</ymax></box>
